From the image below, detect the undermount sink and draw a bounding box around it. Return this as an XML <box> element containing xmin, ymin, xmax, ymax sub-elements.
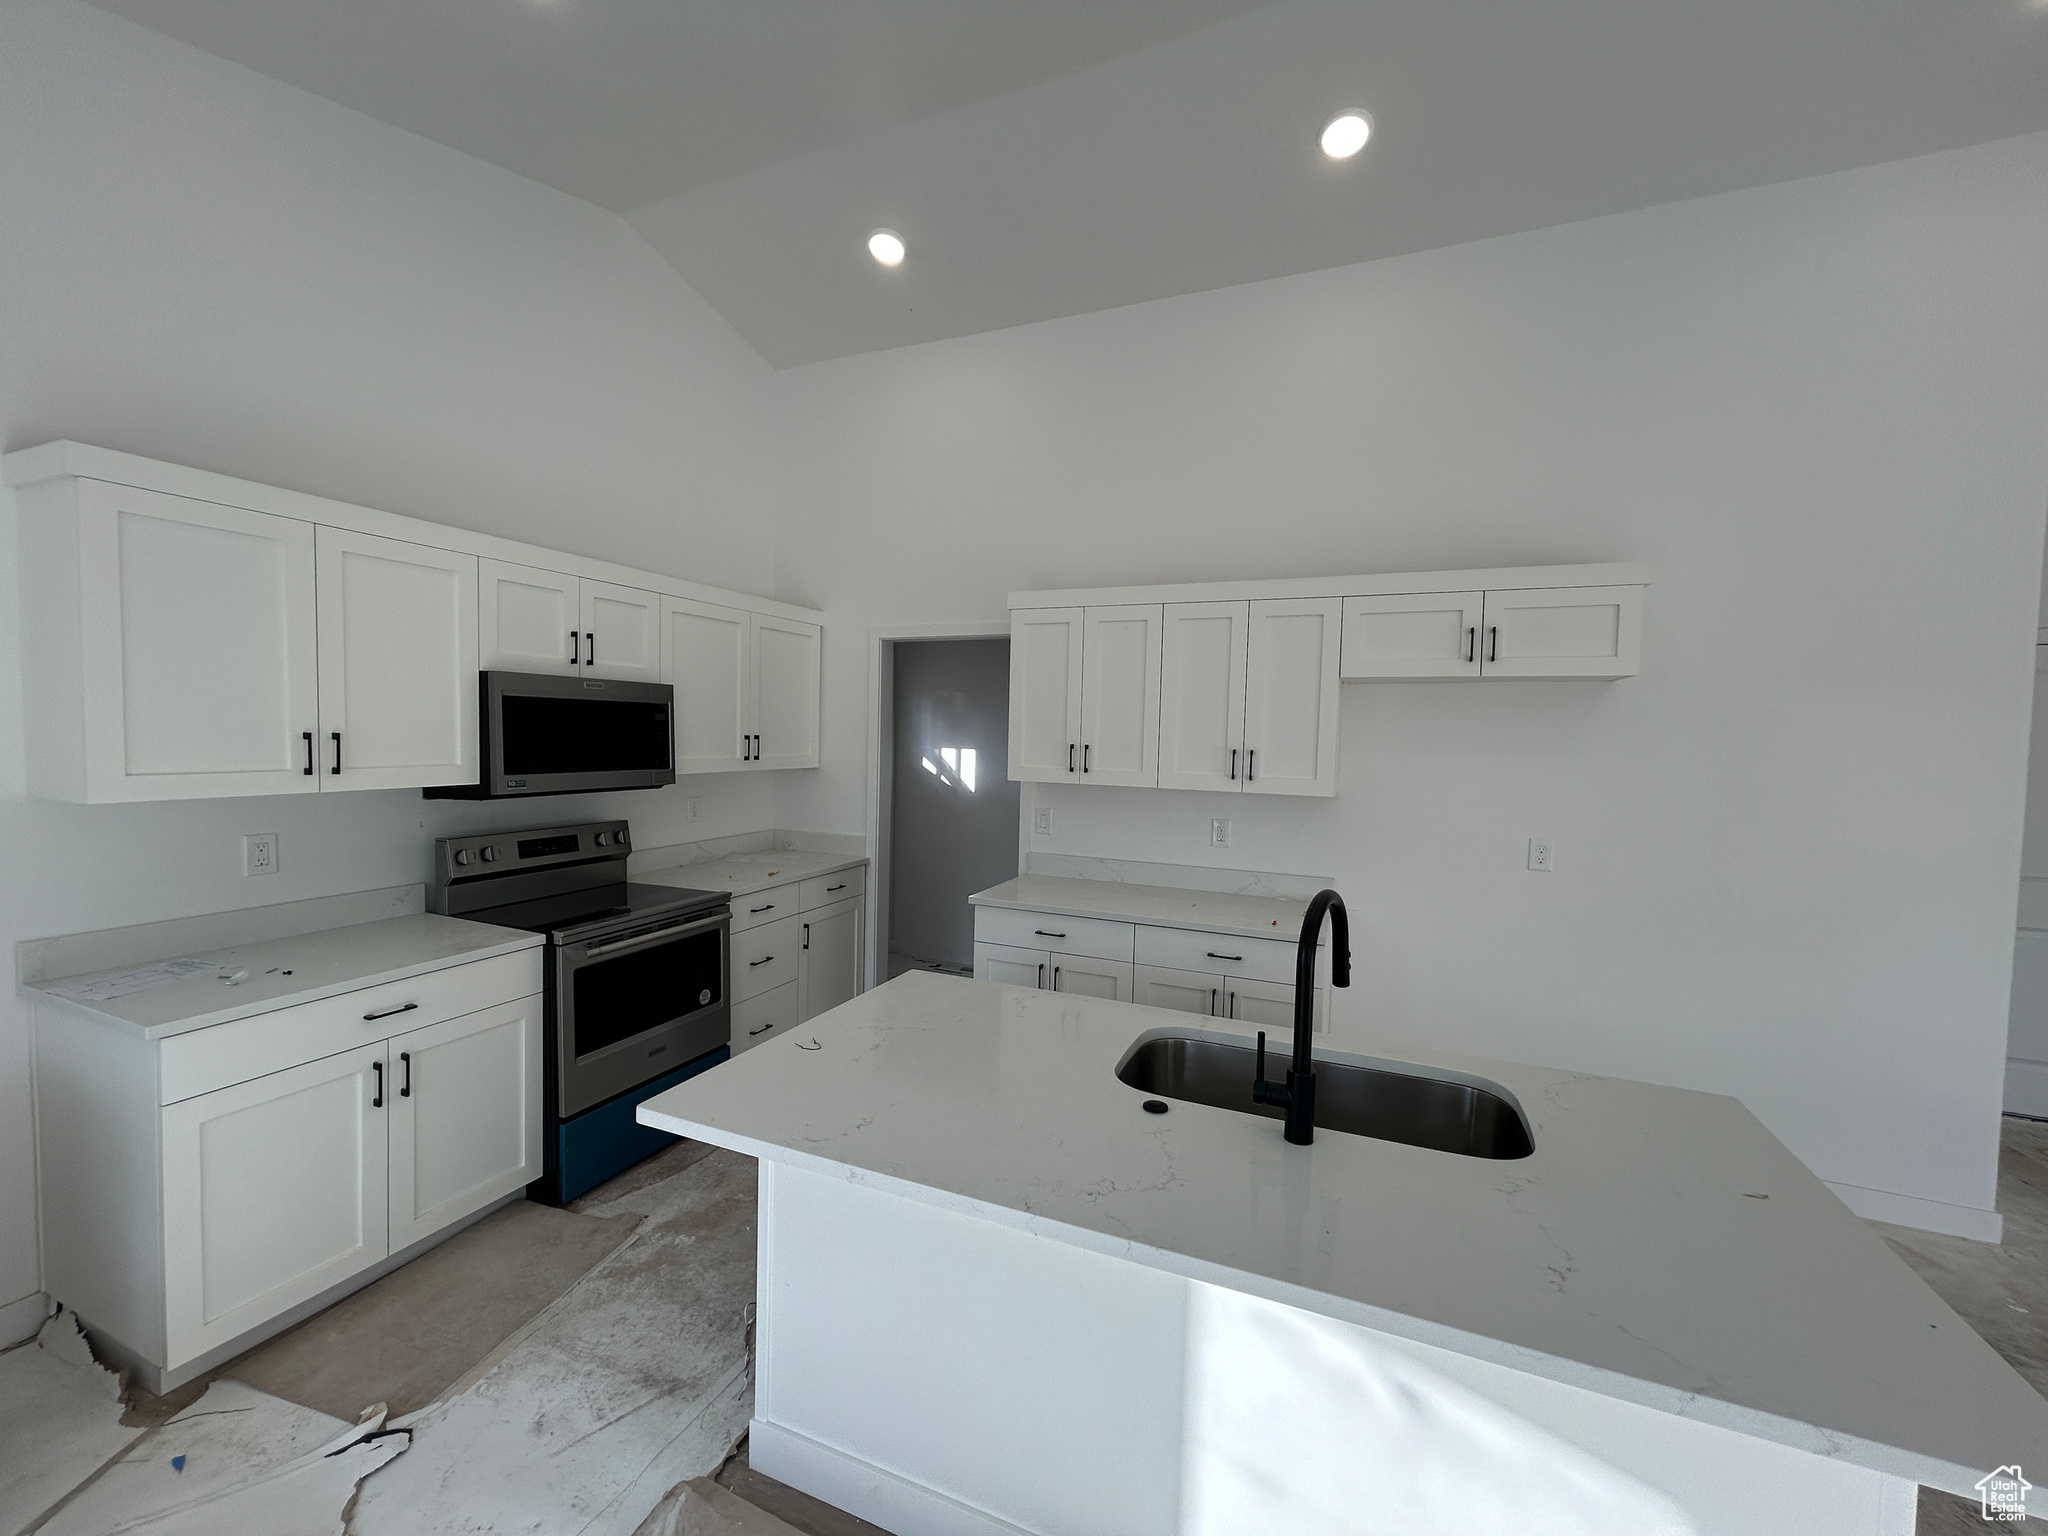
<box><xmin>1116</xmin><ymin>1035</ymin><xmax>1533</xmax><ymax>1160</ymax></box>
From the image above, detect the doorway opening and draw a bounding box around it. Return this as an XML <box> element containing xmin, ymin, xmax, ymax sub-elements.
<box><xmin>878</xmin><ymin>636</ymin><xmax>1019</xmax><ymax>981</ymax></box>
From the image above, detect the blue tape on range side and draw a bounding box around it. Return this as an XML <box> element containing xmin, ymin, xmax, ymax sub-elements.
<box><xmin>557</xmin><ymin>1045</ymin><xmax>730</xmax><ymax>1205</ymax></box>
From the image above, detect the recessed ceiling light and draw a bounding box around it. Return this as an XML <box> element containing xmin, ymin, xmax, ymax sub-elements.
<box><xmin>867</xmin><ymin>229</ymin><xmax>906</xmax><ymax>268</ymax></box>
<box><xmin>1320</xmin><ymin>111</ymin><xmax>1373</xmax><ymax>161</ymax></box>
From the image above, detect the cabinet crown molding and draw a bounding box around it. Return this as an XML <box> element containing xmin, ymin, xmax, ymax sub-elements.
<box><xmin>1008</xmin><ymin>561</ymin><xmax>1647</xmax><ymax>610</ymax></box>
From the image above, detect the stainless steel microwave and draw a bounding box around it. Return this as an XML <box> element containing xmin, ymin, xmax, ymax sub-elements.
<box><xmin>425</xmin><ymin>671</ymin><xmax>676</xmax><ymax>799</ymax></box>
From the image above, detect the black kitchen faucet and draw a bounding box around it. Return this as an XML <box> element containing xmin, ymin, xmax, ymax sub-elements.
<box><xmin>1253</xmin><ymin>888</ymin><xmax>1352</xmax><ymax>1145</ymax></box>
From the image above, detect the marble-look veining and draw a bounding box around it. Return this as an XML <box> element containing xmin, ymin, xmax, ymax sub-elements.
<box><xmin>1024</xmin><ymin>852</ymin><xmax>1332</xmax><ymax>901</ymax></box>
<box><xmin>641</xmin><ymin>972</ymin><xmax>2048</xmax><ymax>1506</ymax></box>
<box><xmin>972</xmin><ymin>873</ymin><xmax>1316</xmax><ymax>941</ymax></box>
<box><xmin>23</xmin><ymin>914</ymin><xmax>541</xmax><ymax>1039</ymax></box>
<box><xmin>641</xmin><ymin>850</ymin><xmax>866</xmax><ymax>901</ymax></box>
<box><xmin>634</xmin><ymin>830</ymin><xmax>865</xmax><ymax>882</ymax></box>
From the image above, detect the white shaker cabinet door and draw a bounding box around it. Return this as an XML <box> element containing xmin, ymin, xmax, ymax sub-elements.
<box><xmin>1008</xmin><ymin>608</ymin><xmax>1084</xmax><ymax>783</ymax></box>
<box><xmin>974</xmin><ymin>942</ymin><xmax>1049</xmax><ymax>990</ymax></box>
<box><xmin>387</xmin><ymin>995</ymin><xmax>543</xmax><ymax>1252</ymax></box>
<box><xmin>1133</xmin><ymin>964</ymin><xmax>1222</xmax><ymax>1017</ymax></box>
<box><xmin>1242</xmin><ymin>598</ymin><xmax>1340</xmax><ymax>798</ymax></box>
<box><xmin>1050</xmin><ymin>954</ymin><xmax>1135</xmax><ymax>1002</ymax></box>
<box><xmin>1157</xmin><ymin>600</ymin><xmax>1249</xmax><ymax>792</ymax></box>
<box><xmin>162</xmin><ymin>1042</ymin><xmax>390</xmax><ymax>1369</ymax></box>
<box><xmin>1339</xmin><ymin>592</ymin><xmax>1484</xmax><ymax>680</ymax></box>
<box><xmin>1078</xmin><ymin>604</ymin><xmax>1162</xmax><ymax>788</ymax></box>
<box><xmin>479</xmin><ymin>560</ymin><xmax>581</xmax><ymax>676</ymax></box>
<box><xmin>74</xmin><ymin>480</ymin><xmax>320</xmax><ymax>801</ymax></box>
<box><xmin>798</xmin><ymin>897</ymin><xmax>863</xmax><ymax>1021</ymax></box>
<box><xmin>663</xmin><ymin>598</ymin><xmax>750</xmax><ymax>774</ymax></box>
<box><xmin>1222</xmin><ymin>976</ymin><xmax>1325</xmax><ymax>1033</ymax></box>
<box><xmin>751</xmin><ymin>613</ymin><xmax>822</xmax><ymax>769</ymax></box>
<box><xmin>1479</xmin><ymin>585</ymin><xmax>1643</xmax><ymax>679</ymax></box>
<box><xmin>315</xmin><ymin>528</ymin><xmax>479</xmax><ymax>791</ymax></box>
<box><xmin>581</xmin><ymin>579</ymin><xmax>662</xmax><ymax>683</ymax></box>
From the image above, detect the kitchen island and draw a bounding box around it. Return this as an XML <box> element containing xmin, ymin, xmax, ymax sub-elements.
<box><xmin>639</xmin><ymin>972</ymin><xmax>2047</xmax><ymax>1535</ymax></box>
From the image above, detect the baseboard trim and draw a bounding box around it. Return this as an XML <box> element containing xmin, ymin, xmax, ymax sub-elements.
<box><xmin>749</xmin><ymin>1418</ymin><xmax>1035</xmax><ymax>1536</ymax></box>
<box><xmin>1827</xmin><ymin>1179</ymin><xmax>2003</xmax><ymax>1243</ymax></box>
<box><xmin>0</xmin><ymin>1290</ymin><xmax>50</xmax><ymax>1347</ymax></box>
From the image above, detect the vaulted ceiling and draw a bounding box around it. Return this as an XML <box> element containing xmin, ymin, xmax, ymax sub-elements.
<box><xmin>88</xmin><ymin>0</ymin><xmax>2048</xmax><ymax>366</ymax></box>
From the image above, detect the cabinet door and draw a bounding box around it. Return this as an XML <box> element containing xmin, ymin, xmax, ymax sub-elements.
<box><xmin>581</xmin><ymin>580</ymin><xmax>662</xmax><ymax>682</ymax></box>
<box><xmin>974</xmin><ymin>941</ymin><xmax>1049</xmax><ymax>989</ymax></box>
<box><xmin>662</xmin><ymin>598</ymin><xmax>749</xmax><ymax>774</ymax></box>
<box><xmin>75</xmin><ymin>480</ymin><xmax>319</xmax><ymax>801</ymax></box>
<box><xmin>479</xmin><ymin>560</ymin><xmax>581</xmax><ymax>676</ymax></box>
<box><xmin>315</xmin><ymin>528</ymin><xmax>479</xmax><ymax>791</ymax></box>
<box><xmin>1222</xmin><ymin>976</ymin><xmax>1325</xmax><ymax>1032</ymax></box>
<box><xmin>733</xmin><ymin>982</ymin><xmax>799</xmax><ymax>1054</ymax></box>
<box><xmin>162</xmin><ymin>1042</ymin><xmax>389</xmax><ymax>1368</ymax></box>
<box><xmin>752</xmin><ymin>614</ymin><xmax>822</xmax><ymax>769</ymax></box>
<box><xmin>1242</xmin><ymin>598</ymin><xmax>1340</xmax><ymax>799</ymax></box>
<box><xmin>1479</xmin><ymin>586</ymin><xmax>1643</xmax><ymax>679</ymax></box>
<box><xmin>1050</xmin><ymin>954</ymin><xmax>1135</xmax><ymax>1002</ymax></box>
<box><xmin>387</xmin><ymin>996</ymin><xmax>542</xmax><ymax>1252</ymax></box>
<box><xmin>1079</xmin><ymin>604</ymin><xmax>1162</xmax><ymax>787</ymax></box>
<box><xmin>1008</xmin><ymin>608</ymin><xmax>1084</xmax><ymax>783</ymax></box>
<box><xmin>1157</xmin><ymin>601</ymin><xmax>1248</xmax><ymax>792</ymax></box>
<box><xmin>1133</xmin><ymin>964</ymin><xmax>1221</xmax><ymax>1017</ymax></box>
<box><xmin>799</xmin><ymin>897</ymin><xmax>864</xmax><ymax>1021</ymax></box>
<box><xmin>1339</xmin><ymin>592</ymin><xmax>1483</xmax><ymax>680</ymax></box>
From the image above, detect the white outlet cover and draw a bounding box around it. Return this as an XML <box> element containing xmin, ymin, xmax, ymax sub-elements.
<box><xmin>1034</xmin><ymin>807</ymin><xmax>1053</xmax><ymax>836</ymax></box>
<box><xmin>687</xmin><ymin>797</ymin><xmax>701</xmax><ymax>821</ymax></box>
<box><xmin>242</xmin><ymin>833</ymin><xmax>279</xmax><ymax>876</ymax></box>
<box><xmin>1211</xmin><ymin>818</ymin><xmax>1233</xmax><ymax>848</ymax></box>
<box><xmin>1528</xmin><ymin>839</ymin><xmax>1554</xmax><ymax>872</ymax></box>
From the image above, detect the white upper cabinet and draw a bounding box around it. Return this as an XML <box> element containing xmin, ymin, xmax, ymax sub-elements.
<box><xmin>316</xmin><ymin>527</ymin><xmax>479</xmax><ymax>792</ymax></box>
<box><xmin>1078</xmin><ymin>604</ymin><xmax>1163</xmax><ymax>787</ymax></box>
<box><xmin>752</xmin><ymin>613</ymin><xmax>822</xmax><ymax>770</ymax></box>
<box><xmin>1009</xmin><ymin>607</ymin><xmax>1085</xmax><ymax>784</ymax></box>
<box><xmin>1158</xmin><ymin>600</ymin><xmax>1249</xmax><ymax>792</ymax></box>
<box><xmin>1480</xmin><ymin>585</ymin><xmax>1643</xmax><ymax>678</ymax></box>
<box><xmin>1243</xmin><ymin>598</ymin><xmax>1341</xmax><ymax>798</ymax></box>
<box><xmin>479</xmin><ymin>559</ymin><xmax>581</xmax><ymax>676</ymax></box>
<box><xmin>581</xmin><ymin>579</ymin><xmax>662</xmax><ymax>683</ymax></box>
<box><xmin>663</xmin><ymin>598</ymin><xmax>749</xmax><ymax>773</ymax></box>
<box><xmin>20</xmin><ymin>479</ymin><xmax>321</xmax><ymax>802</ymax></box>
<box><xmin>1340</xmin><ymin>592</ymin><xmax>1484</xmax><ymax>680</ymax></box>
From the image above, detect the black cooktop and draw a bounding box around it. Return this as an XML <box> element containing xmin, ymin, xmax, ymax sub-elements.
<box><xmin>472</xmin><ymin>881</ymin><xmax>729</xmax><ymax>943</ymax></box>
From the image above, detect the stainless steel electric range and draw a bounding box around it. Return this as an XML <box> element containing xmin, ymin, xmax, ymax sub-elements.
<box><xmin>428</xmin><ymin>819</ymin><xmax>729</xmax><ymax>1204</ymax></box>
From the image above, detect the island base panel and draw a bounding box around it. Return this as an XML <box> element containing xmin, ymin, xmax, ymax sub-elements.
<box><xmin>752</xmin><ymin>1163</ymin><xmax>1916</xmax><ymax>1536</ymax></box>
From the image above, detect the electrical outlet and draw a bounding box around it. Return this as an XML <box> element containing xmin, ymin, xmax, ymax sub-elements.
<box><xmin>687</xmin><ymin>797</ymin><xmax>701</xmax><ymax>822</ymax></box>
<box><xmin>1528</xmin><ymin>839</ymin><xmax>1554</xmax><ymax>873</ymax></box>
<box><xmin>1033</xmin><ymin>806</ymin><xmax>1053</xmax><ymax>836</ymax></box>
<box><xmin>243</xmin><ymin>833</ymin><xmax>279</xmax><ymax>877</ymax></box>
<box><xmin>1211</xmin><ymin>817</ymin><xmax>1233</xmax><ymax>848</ymax></box>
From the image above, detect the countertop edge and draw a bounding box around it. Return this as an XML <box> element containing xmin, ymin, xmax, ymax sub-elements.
<box><xmin>642</xmin><ymin>854</ymin><xmax>869</xmax><ymax>899</ymax></box>
<box><xmin>637</xmin><ymin>1099</ymin><xmax>1983</xmax><ymax>1500</ymax></box>
<box><xmin>967</xmin><ymin>888</ymin><xmax>1308</xmax><ymax>941</ymax></box>
<box><xmin>24</xmin><ymin>929</ymin><xmax>545</xmax><ymax>1040</ymax></box>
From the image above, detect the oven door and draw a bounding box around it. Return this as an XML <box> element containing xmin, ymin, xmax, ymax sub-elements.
<box><xmin>554</xmin><ymin>909</ymin><xmax>729</xmax><ymax>1118</ymax></box>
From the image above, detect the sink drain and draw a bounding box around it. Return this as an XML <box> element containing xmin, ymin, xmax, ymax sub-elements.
<box><xmin>1142</xmin><ymin>1099</ymin><xmax>1169</xmax><ymax>1114</ymax></box>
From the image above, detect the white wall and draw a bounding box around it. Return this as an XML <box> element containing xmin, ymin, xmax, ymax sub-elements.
<box><xmin>0</xmin><ymin>0</ymin><xmax>783</xmax><ymax>1331</ymax></box>
<box><xmin>774</xmin><ymin>132</ymin><xmax>2048</xmax><ymax>1234</ymax></box>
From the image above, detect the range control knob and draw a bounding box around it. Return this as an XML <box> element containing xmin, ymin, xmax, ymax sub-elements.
<box><xmin>453</xmin><ymin>849</ymin><xmax>472</xmax><ymax>867</ymax></box>
<box><xmin>480</xmin><ymin>845</ymin><xmax>498</xmax><ymax>863</ymax></box>
<box><xmin>615</xmin><ymin>829</ymin><xmax>629</xmax><ymax>847</ymax></box>
<box><xmin>593</xmin><ymin>831</ymin><xmax>609</xmax><ymax>847</ymax></box>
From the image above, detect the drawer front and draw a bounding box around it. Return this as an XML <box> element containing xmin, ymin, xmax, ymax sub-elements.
<box><xmin>732</xmin><ymin>981</ymin><xmax>799</xmax><ymax>1054</ymax></box>
<box><xmin>158</xmin><ymin>949</ymin><xmax>541</xmax><ymax>1106</ymax></box>
<box><xmin>734</xmin><ymin>914</ymin><xmax>800</xmax><ymax>1002</ymax></box>
<box><xmin>801</xmin><ymin>866</ymin><xmax>865</xmax><ymax>910</ymax></box>
<box><xmin>975</xmin><ymin>905</ymin><xmax>1134</xmax><ymax>962</ymax></box>
<box><xmin>734</xmin><ymin>882</ymin><xmax>800</xmax><ymax>932</ymax></box>
<box><xmin>1135</xmin><ymin>925</ymin><xmax>1300</xmax><ymax>985</ymax></box>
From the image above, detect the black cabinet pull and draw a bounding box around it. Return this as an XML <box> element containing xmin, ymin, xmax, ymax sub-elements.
<box><xmin>1247</xmin><ymin>749</ymin><xmax>1255</xmax><ymax>782</ymax></box>
<box><xmin>399</xmin><ymin>1051</ymin><xmax>412</xmax><ymax>1098</ymax></box>
<box><xmin>570</xmin><ymin>629</ymin><xmax>580</xmax><ymax>665</ymax></box>
<box><xmin>1465</xmin><ymin>626</ymin><xmax>1476</xmax><ymax>663</ymax></box>
<box><xmin>363</xmin><ymin>1001</ymin><xmax>418</xmax><ymax>1022</ymax></box>
<box><xmin>1053</xmin><ymin>965</ymin><xmax>1062</xmax><ymax>989</ymax></box>
<box><xmin>330</xmin><ymin>732</ymin><xmax>342</xmax><ymax>775</ymax></box>
<box><xmin>1083</xmin><ymin>744</ymin><xmax>1091</xmax><ymax>773</ymax></box>
<box><xmin>302</xmin><ymin>731</ymin><xmax>314</xmax><ymax>776</ymax></box>
<box><xmin>749</xmin><ymin>1023</ymin><xmax>773</xmax><ymax>1036</ymax></box>
<box><xmin>1034</xmin><ymin>929</ymin><xmax>1067</xmax><ymax>938</ymax></box>
<box><xmin>1488</xmin><ymin>626</ymin><xmax>1499</xmax><ymax>663</ymax></box>
<box><xmin>1210</xmin><ymin>987</ymin><xmax>1218</xmax><ymax>1015</ymax></box>
<box><xmin>803</xmin><ymin>923</ymin><xmax>811</xmax><ymax>950</ymax></box>
<box><xmin>827</xmin><ymin>883</ymin><xmax>846</xmax><ymax>893</ymax></box>
<box><xmin>1068</xmin><ymin>743</ymin><xmax>1075</xmax><ymax>773</ymax></box>
<box><xmin>1206</xmin><ymin>951</ymin><xmax>1243</xmax><ymax>962</ymax></box>
<box><xmin>1230</xmin><ymin>747</ymin><xmax>1238</xmax><ymax>780</ymax></box>
<box><xmin>372</xmin><ymin>1060</ymin><xmax>383</xmax><ymax>1108</ymax></box>
<box><xmin>586</xmin><ymin>630</ymin><xmax>595</xmax><ymax>664</ymax></box>
<box><xmin>750</xmin><ymin>903</ymin><xmax>775</xmax><ymax>914</ymax></box>
<box><xmin>1037</xmin><ymin>963</ymin><xmax>1045</xmax><ymax>987</ymax></box>
<box><xmin>749</xmin><ymin>955</ymin><xmax>775</xmax><ymax>967</ymax></box>
<box><xmin>754</xmin><ymin>734</ymin><xmax>762</xmax><ymax>759</ymax></box>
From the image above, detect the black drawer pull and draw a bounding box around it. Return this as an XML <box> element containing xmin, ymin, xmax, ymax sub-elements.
<box><xmin>827</xmin><ymin>883</ymin><xmax>846</xmax><ymax>892</ymax></box>
<box><xmin>750</xmin><ymin>903</ymin><xmax>775</xmax><ymax>914</ymax></box>
<box><xmin>749</xmin><ymin>955</ymin><xmax>775</xmax><ymax>967</ymax></box>
<box><xmin>749</xmin><ymin>1023</ymin><xmax>774</xmax><ymax>1036</ymax></box>
<box><xmin>1206</xmin><ymin>951</ymin><xmax>1244</xmax><ymax>962</ymax></box>
<box><xmin>1034</xmin><ymin>929</ymin><xmax>1067</xmax><ymax>938</ymax></box>
<box><xmin>363</xmin><ymin>1002</ymin><xmax>419</xmax><ymax>1022</ymax></box>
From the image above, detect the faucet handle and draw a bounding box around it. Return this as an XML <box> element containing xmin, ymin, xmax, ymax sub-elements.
<box><xmin>1252</xmin><ymin>1030</ymin><xmax>1285</xmax><ymax>1108</ymax></box>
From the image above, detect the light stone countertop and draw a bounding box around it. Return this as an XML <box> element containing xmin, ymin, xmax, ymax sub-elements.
<box><xmin>639</xmin><ymin>849</ymin><xmax>866</xmax><ymax>900</ymax></box>
<box><xmin>641</xmin><ymin>971</ymin><xmax>2048</xmax><ymax>1504</ymax></box>
<box><xmin>970</xmin><ymin>873</ymin><xmax>1315</xmax><ymax>941</ymax></box>
<box><xmin>24</xmin><ymin>914</ymin><xmax>541</xmax><ymax>1040</ymax></box>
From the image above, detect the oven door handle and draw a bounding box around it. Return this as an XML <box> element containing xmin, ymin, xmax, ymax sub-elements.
<box><xmin>576</xmin><ymin>912</ymin><xmax>728</xmax><ymax>960</ymax></box>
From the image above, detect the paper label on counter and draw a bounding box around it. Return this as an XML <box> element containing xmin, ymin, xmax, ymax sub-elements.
<box><xmin>45</xmin><ymin>957</ymin><xmax>221</xmax><ymax>1002</ymax></box>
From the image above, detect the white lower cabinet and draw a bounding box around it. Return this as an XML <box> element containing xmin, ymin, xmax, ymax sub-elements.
<box><xmin>729</xmin><ymin>870</ymin><xmax>869</xmax><ymax>1048</ymax></box>
<box><xmin>800</xmin><ymin>897</ymin><xmax>863</xmax><ymax>1020</ymax></box>
<box><xmin>974</xmin><ymin>941</ymin><xmax>1049</xmax><ymax>990</ymax></box>
<box><xmin>734</xmin><ymin>982</ymin><xmax>800</xmax><ymax>1054</ymax></box>
<box><xmin>163</xmin><ymin>1041</ymin><xmax>390</xmax><ymax>1367</ymax></box>
<box><xmin>970</xmin><ymin>939</ymin><xmax>1134</xmax><ymax>1002</ymax></box>
<box><xmin>1134</xmin><ymin>963</ymin><xmax>1226</xmax><ymax>1016</ymax></box>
